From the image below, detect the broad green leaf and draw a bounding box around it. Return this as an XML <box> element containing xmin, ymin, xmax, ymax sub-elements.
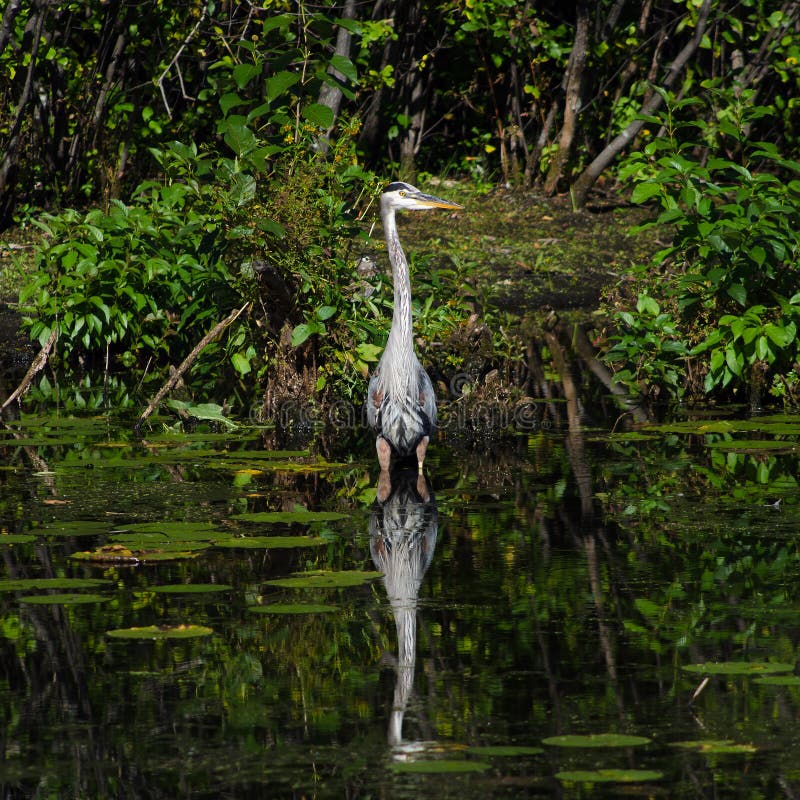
<box><xmin>557</xmin><ymin>769</ymin><xmax>663</xmax><ymax>783</ymax></box>
<box><xmin>328</xmin><ymin>54</ymin><xmax>358</xmax><ymax>83</ymax></box>
<box><xmin>107</xmin><ymin>625</ymin><xmax>214</xmax><ymax>640</ymax></box>
<box><xmin>682</xmin><ymin>661</ymin><xmax>794</xmax><ymax>675</ymax></box>
<box><xmin>20</xmin><ymin>593</ymin><xmax>109</xmax><ymax>605</ymax></box>
<box><xmin>390</xmin><ymin>761</ymin><xmax>489</xmax><ymax>774</ymax></box>
<box><xmin>543</xmin><ymin>733</ymin><xmax>651</xmax><ymax>748</ymax></box>
<box><xmin>266</xmin><ymin>71</ymin><xmax>299</xmax><ymax>102</ymax></box>
<box><xmin>248</xmin><ymin>603</ymin><xmax>337</xmax><ymax>614</ymax></box>
<box><xmin>302</xmin><ymin>103</ymin><xmax>335</xmax><ymax>129</ymax></box>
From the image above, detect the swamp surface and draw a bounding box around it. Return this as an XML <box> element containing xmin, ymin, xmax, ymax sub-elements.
<box><xmin>1</xmin><ymin>397</ymin><xmax>800</xmax><ymax>798</ymax></box>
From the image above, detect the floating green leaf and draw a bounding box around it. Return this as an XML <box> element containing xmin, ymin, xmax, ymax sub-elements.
<box><xmin>150</xmin><ymin>584</ymin><xmax>233</xmax><ymax>594</ymax></box>
<box><xmin>0</xmin><ymin>535</ymin><xmax>37</xmax><ymax>544</ymax></box>
<box><xmin>19</xmin><ymin>593</ymin><xmax>109</xmax><ymax>605</ymax></box>
<box><xmin>264</xmin><ymin>570</ymin><xmax>383</xmax><ymax>589</ymax></box>
<box><xmin>106</xmin><ymin>624</ymin><xmax>214</xmax><ymax>640</ymax></box>
<box><xmin>672</xmin><ymin>740</ymin><xmax>756</xmax><ymax>754</ymax></box>
<box><xmin>706</xmin><ymin>439</ymin><xmax>797</xmax><ymax>452</ymax></box>
<box><xmin>390</xmin><ymin>760</ymin><xmax>490</xmax><ymax>774</ymax></box>
<box><xmin>468</xmin><ymin>745</ymin><xmax>543</xmax><ymax>757</ymax></box>
<box><xmin>214</xmin><ymin>536</ymin><xmax>326</xmax><ymax>549</ymax></box>
<box><xmin>542</xmin><ymin>734</ymin><xmax>651</xmax><ymax>748</ymax></box>
<box><xmin>248</xmin><ymin>604</ymin><xmax>337</xmax><ymax>614</ymax></box>
<box><xmin>754</xmin><ymin>675</ymin><xmax>800</xmax><ymax>686</ymax></box>
<box><xmin>0</xmin><ymin>578</ymin><xmax>111</xmax><ymax>592</ymax></box>
<box><xmin>70</xmin><ymin>544</ymin><xmax>205</xmax><ymax>563</ymax></box>
<box><xmin>113</xmin><ymin>522</ymin><xmax>223</xmax><ymax>541</ymax></box>
<box><xmin>232</xmin><ymin>509</ymin><xmax>348</xmax><ymax>523</ymax></box>
<box><xmin>556</xmin><ymin>769</ymin><xmax>663</xmax><ymax>783</ymax></box>
<box><xmin>35</xmin><ymin>521</ymin><xmax>109</xmax><ymax>537</ymax></box>
<box><xmin>682</xmin><ymin>661</ymin><xmax>794</xmax><ymax>676</ymax></box>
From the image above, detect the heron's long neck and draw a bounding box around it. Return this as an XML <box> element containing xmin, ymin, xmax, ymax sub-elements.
<box><xmin>382</xmin><ymin>205</ymin><xmax>414</xmax><ymax>355</ymax></box>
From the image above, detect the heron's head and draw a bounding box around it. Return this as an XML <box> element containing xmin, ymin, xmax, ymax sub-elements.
<box><xmin>381</xmin><ymin>181</ymin><xmax>463</xmax><ymax>213</ymax></box>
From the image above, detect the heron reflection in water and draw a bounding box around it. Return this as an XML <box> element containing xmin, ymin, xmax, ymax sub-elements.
<box><xmin>369</xmin><ymin>467</ymin><xmax>438</xmax><ymax>747</ymax></box>
<box><xmin>367</xmin><ymin>182</ymin><xmax>463</xmax><ymax>476</ymax></box>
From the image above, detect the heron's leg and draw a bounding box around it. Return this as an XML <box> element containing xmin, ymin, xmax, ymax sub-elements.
<box><xmin>415</xmin><ymin>435</ymin><xmax>429</xmax><ymax>474</ymax></box>
<box><xmin>376</xmin><ymin>436</ymin><xmax>392</xmax><ymax>472</ymax></box>
<box><xmin>377</xmin><ymin>469</ymin><xmax>392</xmax><ymax>502</ymax></box>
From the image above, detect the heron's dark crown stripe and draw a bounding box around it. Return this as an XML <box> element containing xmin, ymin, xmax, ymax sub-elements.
<box><xmin>385</xmin><ymin>181</ymin><xmax>414</xmax><ymax>193</ymax></box>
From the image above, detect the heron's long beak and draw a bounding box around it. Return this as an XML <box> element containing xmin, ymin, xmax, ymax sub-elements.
<box><xmin>411</xmin><ymin>191</ymin><xmax>464</xmax><ymax>210</ymax></box>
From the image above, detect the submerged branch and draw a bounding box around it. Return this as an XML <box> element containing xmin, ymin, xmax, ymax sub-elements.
<box><xmin>135</xmin><ymin>303</ymin><xmax>249</xmax><ymax>429</ymax></box>
<box><xmin>1</xmin><ymin>325</ymin><xmax>58</xmax><ymax>412</ymax></box>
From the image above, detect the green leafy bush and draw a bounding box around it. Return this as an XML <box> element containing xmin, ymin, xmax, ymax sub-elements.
<box><xmin>606</xmin><ymin>92</ymin><xmax>800</xmax><ymax>403</ymax></box>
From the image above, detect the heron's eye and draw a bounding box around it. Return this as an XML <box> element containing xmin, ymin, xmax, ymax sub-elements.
<box><xmin>399</xmin><ymin>191</ymin><xmax>406</xmax><ymax>196</ymax></box>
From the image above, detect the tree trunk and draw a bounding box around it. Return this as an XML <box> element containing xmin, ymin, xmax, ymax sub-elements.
<box><xmin>543</xmin><ymin>2</ymin><xmax>590</xmax><ymax>195</ymax></box>
<box><xmin>316</xmin><ymin>0</ymin><xmax>357</xmax><ymax>155</ymax></box>
<box><xmin>570</xmin><ymin>0</ymin><xmax>712</xmax><ymax>209</ymax></box>
<box><xmin>0</xmin><ymin>0</ymin><xmax>49</xmax><ymax>222</ymax></box>
<box><xmin>0</xmin><ymin>0</ymin><xmax>22</xmax><ymax>57</ymax></box>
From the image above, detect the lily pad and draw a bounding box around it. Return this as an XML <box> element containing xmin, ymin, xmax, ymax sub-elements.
<box><xmin>35</xmin><ymin>521</ymin><xmax>109</xmax><ymax>537</ymax></box>
<box><xmin>0</xmin><ymin>535</ymin><xmax>37</xmax><ymax>544</ymax></box>
<box><xmin>706</xmin><ymin>439</ymin><xmax>797</xmax><ymax>453</ymax></box>
<box><xmin>151</xmin><ymin>584</ymin><xmax>233</xmax><ymax>594</ymax></box>
<box><xmin>113</xmin><ymin>522</ymin><xmax>223</xmax><ymax>541</ymax></box>
<box><xmin>248</xmin><ymin>603</ymin><xmax>337</xmax><ymax>615</ymax></box>
<box><xmin>672</xmin><ymin>740</ymin><xmax>756</xmax><ymax>754</ymax></box>
<box><xmin>109</xmin><ymin>537</ymin><xmax>210</xmax><ymax>552</ymax></box>
<box><xmin>754</xmin><ymin>675</ymin><xmax>800</xmax><ymax>686</ymax></box>
<box><xmin>106</xmin><ymin>624</ymin><xmax>214</xmax><ymax>640</ymax></box>
<box><xmin>468</xmin><ymin>745</ymin><xmax>543</xmax><ymax>757</ymax></box>
<box><xmin>19</xmin><ymin>593</ymin><xmax>109</xmax><ymax>605</ymax></box>
<box><xmin>0</xmin><ymin>578</ymin><xmax>111</xmax><ymax>592</ymax></box>
<box><xmin>264</xmin><ymin>570</ymin><xmax>383</xmax><ymax>589</ymax></box>
<box><xmin>390</xmin><ymin>760</ymin><xmax>490</xmax><ymax>774</ymax></box>
<box><xmin>214</xmin><ymin>536</ymin><xmax>326</xmax><ymax>549</ymax></box>
<box><xmin>556</xmin><ymin>769</ymin><xmax>663</xmax><ymax>783</ymax></box>
<box><xmin>70</xmin><ymin>544</ymin><xmax>205</xmax><ymax>563</ymax></box>
<box><xmin>232</xmin><ymin>509</ymin><xmax>347</xmax><ymax>523</ymax></box>
<box><xmin>542</xmin><ymin>733</ymin><xmax>651</xmax><ymax>748</ymax></box>
<box><xmin>682</xmin><ymin>661</ymin><xmax>794</xmax><ymax>676</ymax></box>
<box><xmin>218</xmin><ymin>450</ymin><xmax>310</xmax><ymax>460</ymax></box>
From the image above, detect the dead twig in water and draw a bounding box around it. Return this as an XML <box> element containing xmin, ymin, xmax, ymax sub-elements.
<box><xmin>135</xmin><ymin>303</ymin><xmax>249</xmax><ymax>430</ymax></box>
<box><xmin>1</xmin><ymin>325</ymin><xmax>58</xmax><ymax>412</ymax></box>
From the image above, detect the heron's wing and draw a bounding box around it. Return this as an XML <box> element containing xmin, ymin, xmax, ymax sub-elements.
<box><xmin>366</xmin><ymin>370</ymin><xmax>382</xmax><ymax>431</ymax></box>
<box><xmin>417</xmin><ymin>367</ymin><xmax>437</xmax><ymax>432</ymax></box>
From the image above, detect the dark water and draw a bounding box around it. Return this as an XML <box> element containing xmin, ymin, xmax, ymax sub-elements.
<box><xmin>1</xmin><ymin>409</ymin><xmax>800</xmax><ymax>798</ymax></box>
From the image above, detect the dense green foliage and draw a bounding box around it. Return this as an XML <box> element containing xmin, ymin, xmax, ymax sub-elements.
<box><xmin>604</xmin><ymin>92</ymin><xmax>800</xmax><ymax>404</ymax></box>
<box><xmin>2</xmin><ymin>0</ymin><xmax>798</xmax><ymax>220</ymax></box>
<box><xmin>2</xmin><ymin>0</ymin><xmax>800</xmax><ymax>411</ymax></box>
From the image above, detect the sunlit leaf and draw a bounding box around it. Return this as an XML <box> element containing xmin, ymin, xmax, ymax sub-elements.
<box><xmin>107</xmin><ymin>624</ymin><xmax>214</xmax><ymax>640</ymax></box>
<box><xmin>468</xmin><ymin>746</ymin><xmax>543</xmax><ymax>757</ymax></box>
<box><xmin>0</xmin><ymin>535</ymin><xmax>37</xmax><ymax>544</ymax></box>
<box><xmin>150</xmin><ymin>584</ymin><xmax>233</xmax><ymax>594</ymax></box>
<box><xmin>682</xmin><ymin>661</ymin><xmax>794</xmax><ymax>676</ymax></box>
<box><xmin>232</xmin><ymin>509</ymin><xmax>347</xmax><ymax>523</ymax></box>
<box><xmin>390</xmin><ymin>760</ymin><xmax>490</xmax><ymax>774</ymax></box>
<box><xmin>248</xmin><ymin>603</ymin><xmax>337</xmax><ymax>614</ymax></box>
<box><xmin>264</xmin><ymin>570</ymin><xmax>383</xmax><ymax>589</ymax></box>
<box><xmin>215</xmin><ymin>536</ymin><xmax>326</xmax><ymax>549</ymax></box>
<box><xmin>20</xmin><ymin>593</ymin><xmax>109</xmax><ymax>605</ymax></box>
<box><xmin>671</xmin><ymin>740</ymin><xmax>756</xmax><ymax>754</ymax></box>
<box><xmin>0</xmin><ymin>578</ymin><xmax>111</xmax><ymax>592</ymax></box>
<box><xmin>556</xmin><ymin>769</ymin><xmax>663</xmax><ymax>783</ymax></box>
<box><xmin>754</xmin><ymin>675</ymin><xmax>800</xmax><ymax>686</ymax></box>
<box><xmin>542</xmin><ymin>734</ymin><xmax>651</xmax><ymax>748</ymax></box>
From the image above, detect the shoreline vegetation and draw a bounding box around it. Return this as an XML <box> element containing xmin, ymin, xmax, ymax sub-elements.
<box><xmin>1</xmin><ymin>2</ymin><xmax>799</xmax><ymax>421</ymax></box>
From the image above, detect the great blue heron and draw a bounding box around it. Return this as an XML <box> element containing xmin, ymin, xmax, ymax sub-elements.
<box><xmin>367</xmin><ymin>182</ymin><xmax>463</xmax><ymax>473</ymax></box>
